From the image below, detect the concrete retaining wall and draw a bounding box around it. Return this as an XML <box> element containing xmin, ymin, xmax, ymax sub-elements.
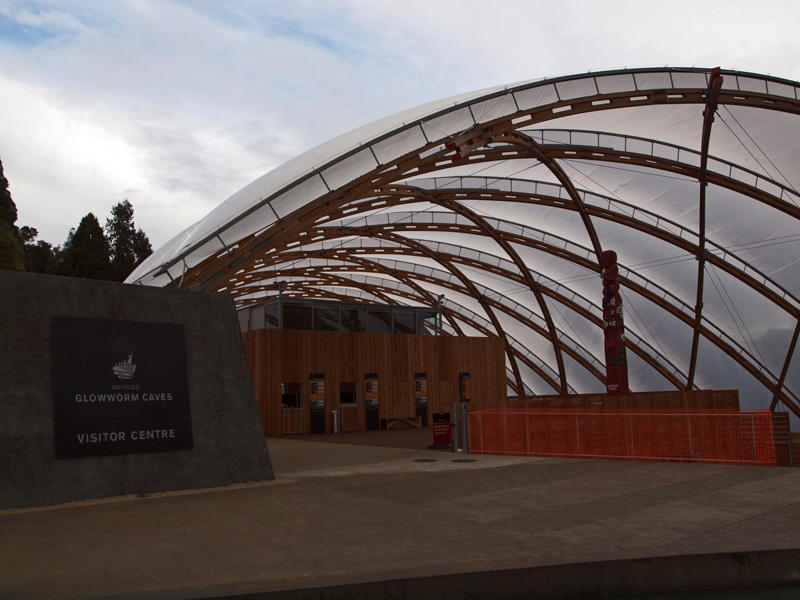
<box><xmin>0</xmin><ymin>271</ymin><xmax>273</xmax><ymax>509</ymax></box>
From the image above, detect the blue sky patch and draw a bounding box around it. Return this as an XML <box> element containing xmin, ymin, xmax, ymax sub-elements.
<box><xmin>0</xmin><ymin>13</ymin><xmax>61</xmax><ymax>46</ymax></box>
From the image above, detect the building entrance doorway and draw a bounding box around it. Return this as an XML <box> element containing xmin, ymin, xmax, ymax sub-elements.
<box><xmin>310</xmin><ymin>374</ymin><xmax>325</xmax><ymax>433</ymax></box>
<box><xmin>340</xmin><ymin>381</ymin><xmax>359</xmax><ymax>431</ymax></box>
<box><xmin>280</xmin><ymin>382</ymin><xmax>303</xmax><ymax>434</ymax></box>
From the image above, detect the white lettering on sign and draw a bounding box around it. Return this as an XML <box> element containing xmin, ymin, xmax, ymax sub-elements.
<box><xmin>76</xmin><ymin>431</ymin><xmax>127</xmax><ymax>443</ymax></box>
<box><xmin>73</xmin><ymin>392</ymin><xmax>174</xmax><ymax>403</ymax></box>
<box><xmin>131</xmin><ymin>428</ymin><xmax>177</xmax><ymax>440</ymax></box>
<box><xmin>142</xmin><ymin>393</ymin><xmax>174</xmax><ymax>402</ymax></box>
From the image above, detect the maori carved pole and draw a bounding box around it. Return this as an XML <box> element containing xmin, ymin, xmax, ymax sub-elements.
<box><xmin>601</xmin><ymin>250</ymin><xmax>629</xmax><ymax>394</ymax></box>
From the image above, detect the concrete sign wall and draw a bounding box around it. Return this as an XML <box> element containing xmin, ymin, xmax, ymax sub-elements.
<box><xmin>0</xmin><ymin>271</ymin><xmax>273</xmax><ymax>509</ymax></box>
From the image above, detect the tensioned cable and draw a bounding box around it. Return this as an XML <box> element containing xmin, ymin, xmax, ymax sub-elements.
<box><xmin>535</xmin><ymin>131</ymin><xmax>627</xmax><ymax>202</ymax></box>
<box><xmin>620</xmin><ymin>288</ymin><xmax>672</xmax><ymax>371</ymax></box>
<box><xmin>560</xmin><ymin>158</ymin><xmax>626</xmax><ymax>203</ymax></box>
<box><xmin>720</xmin><ymin>105</ymin><xmax>798</xmax><ymax>192</ymax></box>
<box><xmin>723</xmin><ymin>234</ymin><xmax>800</xmax><ymax>252</ymax></box>
<box><xmin>704</xmin><ymin>265</ymin><xmax>751</xmax><ymax>360</ymax></box>
<box><xmin>565</xmin><ymin>159</ymin><xmax>695</xmax><ymax>183</ymax></box>
<box><xmin>549</xmin><ymin>299</ymin><xmax>595</xmax><ymax>364</ymax></box>
<box><xmin>716</xmin><ymin>111</ymin><xmax>779</xmax><ymax>185</ymax></box>
<box><xmin>555</xmin><ymin>254</ymin><xmax>697</xmax><ymax>286</ymax></box>
<box><xmin>554</xmin><ymin>233</ymin><xmax>800</xmax><ymax>287</ymax></box>
<box><xmin>705</xmin><ymin>264</ymin><xmax>767</xmax><ymax>367</ymax></box>
<box><xmin>707</xmin><ymin>263</ymin><xmax>768</xmax><ymax>366</ymax></box>
<box><xmin>624</xmin><ymin>253</ymin><xmax>694</xmax><ymax>270</ymax></box>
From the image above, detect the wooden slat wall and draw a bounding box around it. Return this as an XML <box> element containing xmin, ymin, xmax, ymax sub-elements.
<box><xmin>242</xmin><ymin>329</ymin><xmax>507</xmax><ymax>436</ymax></box>
<box><xmin>793</xmin><ymin>434</ymin><xmax>800</xmax><ymax>467</ymax></box>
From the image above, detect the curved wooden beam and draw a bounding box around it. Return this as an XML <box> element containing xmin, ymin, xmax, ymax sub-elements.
<box><xmin>243</xmin><ymin>274</ymin><xmax>557</xmax><ymax>394</ymax></box>
<box><xmin>299</xmin><ymin>222</ymin><xmax>799</xmax><ymax>416</ymax></box>
<box><xmin>287</xmin><ymin>180</ymin><xmax>800</xmax><ymax>319</ymax></box>
<box><xmin>687</xmin><ymin>69</ymin><xmax>724</xmax><ymax>388</ymax></box>
<box><xmin>267</xmin><ymin>244</ymin><xmax>690</xmax><ymax>393</ymax></box>
<box><xmin>246</xmin><ymin>262</ymin><xmax>606</xmax><ymax>386</ymax></box>
<box><xmin>152</xmin><ymin>69</ymin><xmax>800</xmax><ymax>293</ymax></box>
<box><xmin>386</xmin><ymin>183</ymin><xmax>570</xmax><ymax>394</ymax></box>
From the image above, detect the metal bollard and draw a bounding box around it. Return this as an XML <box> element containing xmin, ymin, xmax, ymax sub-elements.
<box><xmin>462</xmin><ymin>402</ymin><xmax>469</xmax><ymax>454</ymax></box>
<box><xmin>452</xmin><ymin>402</ymin><xmax>460</xmax><ymax>452</ymax></box>
<box><xmin>331</xmin><ymin>410</ymin><xmax>341</xmax><ymax>434</ymax></box>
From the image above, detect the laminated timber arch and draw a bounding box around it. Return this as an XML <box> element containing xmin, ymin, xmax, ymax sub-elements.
<box><xmin>261</xmin><ymin>219</ymin><xmax>789</xmax><ymax>406</ymax></box>
<box><xmin>128</xmin><ymin>67</ymin><xmax>800</xmax><ymax>418</ymax></box>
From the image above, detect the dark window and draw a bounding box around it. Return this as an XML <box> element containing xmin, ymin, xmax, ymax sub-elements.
<box><xmin>284</xmin><ymin>305</ymin><xmax>312</xmax><ymax>330</ymax></box>
<box><xmin>313</xmin><ymin>307</ymin><xmax>339</xmax><ymax>331</ymax></box>
<box><xmin>366</xmin><ymin>309</ymin><xmax>392</xmax><ymax>333</ymax></box>
<box><xmin>265</xmin><ymin>302</ymin><xmax>280</xmax><ymax>328</ymax></box>
<box><xmin>340</xmin><ymin>381</ymin><xmax>358</xmax><ymax>406</ymax></box>
<box><xmin>393</xmin><ymin>311</ymin><xmax>415</xmax><ymax>334</ymax></box>
<box><xmin>280</xmin><ymin>382</ymin><xmax>302</xmax><ymax>409</ymax></box>
<box><xmin>342</xmin><ymin>308</ymin><xmax>366</xmax><ymax>332</ymax></box>
<box><xmin>250</xmin><ymin>307</ymin><xmax>265</xmax><ymax>329</ymax></box>
<box><xmin>419</xmin><ymin>314</ymin><xmax>438</xmax><ymax>335</ymax></box>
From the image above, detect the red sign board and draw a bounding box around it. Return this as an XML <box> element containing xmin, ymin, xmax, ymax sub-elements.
<box><xmin>432</xmin><ymin>412</ymin><xmax>452</xmax><ymax>446</ymax></box>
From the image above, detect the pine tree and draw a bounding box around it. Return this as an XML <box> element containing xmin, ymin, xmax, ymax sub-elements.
<box><xmin>0</xmin><ymin>158</ymin><xmax>24</xmax><ymax>271</ymax></box>
<box><xmin>105</xmin><ymin>199</ymin><xmax>152</xmax><ymax>281</ymax></box>
<box><xmin>58</xmin><ymin>213</ymin><xmax>111</xmax><ymax>279</ymax></box>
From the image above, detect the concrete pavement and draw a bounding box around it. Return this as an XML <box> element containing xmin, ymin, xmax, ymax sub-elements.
<box><xmin>2</xmin><ymin>430</ymin><xmax>800</xmax><ymax>598</ymax></box>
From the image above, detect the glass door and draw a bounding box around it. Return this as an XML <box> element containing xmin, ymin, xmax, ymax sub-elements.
<box><xmin>339</xmin><ymin>381</ymin><xmax>359</xmax><ymax>431</ymax></box>
<box><xmin>309</xmin><ymin>373</ymin><xmax>325</xmax><ymax>433</ymax></box>
<box><xmin>280</xmin><ymin>382</ymin><xmax>303</xmax><ymax>434</ymax></box>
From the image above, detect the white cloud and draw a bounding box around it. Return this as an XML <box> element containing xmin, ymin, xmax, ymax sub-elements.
<box><xmin>0</xmin><ymin>0</ymin><xmax>799</xmax><ymax>248</ymax></box>
<box><xmin>0</xmin><ymin>76</ymin><xmax>145</xmax><ymax>240</ymax></box>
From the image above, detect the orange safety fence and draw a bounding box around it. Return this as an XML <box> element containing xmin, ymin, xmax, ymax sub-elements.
<box><xmin>468</xmin><ymin>408</ymin><xmax>777</xmax><ymax>466</ymax></box>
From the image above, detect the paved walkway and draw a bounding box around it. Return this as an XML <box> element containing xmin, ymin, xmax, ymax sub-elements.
<box><xmin>2</xmin><ymin>430</ymin><xmax>800</xmax><ymax>598</ymax></box>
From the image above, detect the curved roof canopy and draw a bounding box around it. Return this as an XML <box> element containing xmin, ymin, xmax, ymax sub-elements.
<box><xmin>129</xmin><ymin>67</ymin><xmax>800</xmax><ymax>417</ymax></box>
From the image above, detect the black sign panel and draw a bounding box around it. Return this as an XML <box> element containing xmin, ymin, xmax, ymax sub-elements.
<box><xmin>458</xmin><ymin>372</ymin><xmax>471</xmax><ymax>403</ymax></box>
<box><xmin>51</xmin><ymin>316</ymin><xmax>192</xmax><ymax>458</ymax></box>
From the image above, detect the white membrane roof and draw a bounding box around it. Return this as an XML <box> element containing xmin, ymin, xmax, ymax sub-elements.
<box><xmin>128</xmin><ymin>67</ymin><xmax>800</xmax><ymax>417</ymax></box>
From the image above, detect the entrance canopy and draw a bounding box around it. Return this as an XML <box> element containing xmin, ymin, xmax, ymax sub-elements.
<box><xmin>128</xmin><ymin>67</ymin><xmax>800</xmax><ymax>417</ymax></box>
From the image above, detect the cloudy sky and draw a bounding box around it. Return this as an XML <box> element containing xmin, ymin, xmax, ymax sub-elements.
<box><xmin>1</xmin><ymin>0</ymin><xmax>799</xmax><ymax>249</ymax></box>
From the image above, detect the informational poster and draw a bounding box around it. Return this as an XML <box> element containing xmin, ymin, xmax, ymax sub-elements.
<box><xmin>459</xmin><ymin>372</ymin><xmax>471</xmax><ymax>402</ymax></box>
<box><xmin>51</xmin><ymin>316</ymin><xmax>192</xmax><ymax>458</ymax></box>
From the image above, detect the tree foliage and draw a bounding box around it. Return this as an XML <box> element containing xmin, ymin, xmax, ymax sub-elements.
<box><xmin>57</xmin><ymin>213</ymin><xmax>112</xmax><ymax>280</ymax></box>
<box><xmin>2</xmin><ymin>158</ymin><xmax>153</xmax><ymax>280</ymax></box>
<box><xmin>105</xmin><ymin>199</ymin><xmax>152</xmax><ymax>281</ymax></box>
<box><xmin>0</xmin><ymin>158</ymin><xmax>24</xmax><ymax>271</ymax></box>
<box><xmin>0</xmin><ymin>159</ymin><xmax>17</xmax><ymax>225</ymax></box>
<box><xmin>0</xmin><ymin>219</ymin><xmax>24</xmax><ymax>271</ymax></box>
<box><xmin>20</xmin><ymin>226</ymin><xmax>60</xmax><ymax>274</ymax></box>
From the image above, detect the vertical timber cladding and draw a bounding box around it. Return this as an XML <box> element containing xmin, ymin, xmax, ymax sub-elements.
<box><xmin>241</xmin><ymin>329</ymin><xmax>506</xmax><ymax>436</ymax></box>
<box><xmin>52</xmin><ymin>317</ymin><xmax>192</xmax><ymax>458</ymax></box>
